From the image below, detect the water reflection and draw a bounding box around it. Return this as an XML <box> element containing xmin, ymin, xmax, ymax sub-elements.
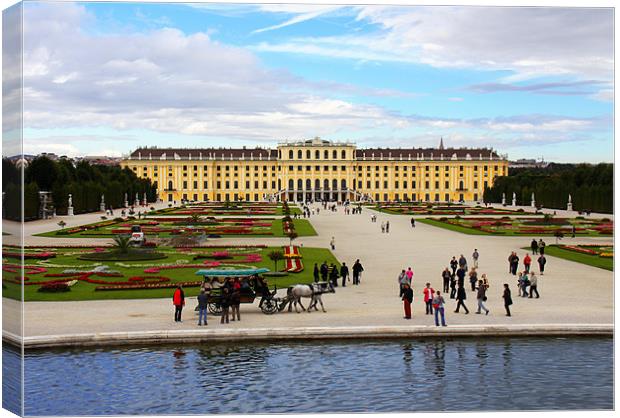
<box><xmin>18</xmin><ymin>337</ymin><xmax>613</xmax><ymax>415</ymax></box>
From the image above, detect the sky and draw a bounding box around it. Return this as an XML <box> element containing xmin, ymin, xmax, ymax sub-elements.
<box><xmin>4</xmin><ymin>2</ymin><xmax>614</xmax><ymax>162</ymax></box>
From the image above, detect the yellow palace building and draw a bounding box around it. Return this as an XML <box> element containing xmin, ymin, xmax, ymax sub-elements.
<box><xmin>122</xmin><ymin>138</ymin><xmax>508</xmax><ymax>203</ymax></box>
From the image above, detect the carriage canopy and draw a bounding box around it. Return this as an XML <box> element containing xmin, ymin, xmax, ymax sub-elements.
<box><xmin>195</xmin><ymin>268</ymin><xmax>270</xmax><ymax>277</ymax></box>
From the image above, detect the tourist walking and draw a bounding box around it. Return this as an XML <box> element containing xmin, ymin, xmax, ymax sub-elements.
<box><xmin>523</xmin><ymin>253</ymin><xmax>532</xmax><ymax>273</ymax></box>
<box><xmin>468</xmin><ymin>268</ymin><xmax>478</xmax><ymax>292</ymax></box>
<box><xmin>386</xmin><ymin>221</ymin><xmax>390</xmax><ymax>233</ymax></box>
<box><xmin>432</xmin><ymin>291</ymin><xmax>447</xmax><ymax>327</ymax></box>
<box><xmin>410</xmin><ymin>218</ymin><xmax>416</xmax><ymax>228</ymax></box>
<box><xmin>406</xmin><ymin>267</ymin><xmax>414</xmax><ymax>284</ymax></box>
<box><xmin>472</xmin><ymin>249</ymin><xmax>479</xmax><ymax>268</ymax></box>
<box><xmin>456</xmin><ymin>267</ymin><xmax>466</xmax><ymax>289</ymax></box>
<box><xmin>398</xmin><ymin>269</ymin><xmax>408</xmax><ymax>297</ymax></box>
<box><xmin>442</xmin><ymin>267</ymin><xmax>451</xmax><ymax>293</ymax></box>
<box><xmin>539</xmin><ymin>239</ymin><xmax>546</xmax><ymax>255</ymax></box>
<box><xmin>220</xmin><ymin>287</ymin><xmax>231</xmax><ymax>324</ymax></box>
<box><xmin>423</xmin><ymin>283</ymin><xmax>435</xmax><ymax>315</ymax></box>
<box><xmin>352</xmin><ymin>259</ymin><xmax>364</xmax><ymax>285</ymax></box>
<box><xmin>329</xmin><ymin>263</ymin><xmax>339</xmax><ymax>287</ymax></box>
<box><xmin>520</xmin><ymin>272</ymin><xmax>530</xmax><ymax>297</ymax></box>
<box><xmin>538</xmin><ymin>254</ymin><xmax>546</xmax><ymax>275</ymax></box>
<box><xmin>340</xmin><ymin>262</ymin><xmax>349</xmax><ymax>287</ymax></box>
<box><xmin>450</xmin><ymin>256</ymin><xmax>458</xmax><ymax>276</ymax></box>
<box><xmin>381</xmin><ymin>222</ymin><xmax>385</xmax><ymax>233</ymax></box>
<box><xmin>197</xmin><ymin>289</ymin><xmax>208</xmax><ymax>326</ymax></box>
<box><xmin>402</xmin><ymin>283</ymin><xmax>413</xmax><ymax>319</ymax></box>
<box><xmin>320</xmin><ymin>261</ymin><xmax>329</xmax><ymax>281</ymax></box>
<box><xmin>529</xmin><ymin>272</ymin><xmax>540</xmax><ymax>298</ymax></box>
<box><xmin>330</xmin><ymin>236</ymin><xmax>336</xmax><ymax>250</ymax></box>
<box><xmin>503</xmin><ymin>284</ymin><xmax>513</xmax><ymax>317</ymax></box>
<box><xmin>454</xmin><ymin>285</ymin><xmax>469</xmax><ymax>314</ymax></box>
<box><xmin>476</xmin><ymin>280</ymin><xmax>490</xmax><ymax>315</ymax></box>
<box><xmin>449</xmin><ymin>273</ymin><xmax>457</xmax><ymax>299</ymax></box>
<box><xmin>313</xmin><ymin>263</ymin><xmax>320</xmax><ymax>282</ymax></box>
<box><xmin>172</xmin><ymin>285</ymin><xmax>185</xmax><ymax>323</ymax></box>
<box><xmin>458</xmin><ymin>254</ymin><xmax>467</xmax><ymax>271</ymax></box>
<box><xmin>230</xmin><ymin>286</ymin><xmax>241</xmax><ymax>321</ymax></box>
<box><xmin>509</xmin><ymin>252</ymin><xmax>519</xmax><ymax>275</ymax></box>
<box><xmin>531</xmin><ymin>239</ymin><xmax>539</xmax><ymax>254</ymax></box>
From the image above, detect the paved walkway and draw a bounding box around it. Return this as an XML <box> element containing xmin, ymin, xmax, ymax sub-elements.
<box><xmin>3</xmin><ymin>203</ymin><xmax>613</xmax><ymax>341</ymax></box>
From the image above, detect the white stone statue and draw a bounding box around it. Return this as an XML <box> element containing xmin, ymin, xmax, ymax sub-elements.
<box><xmin>531</xmin><ymin>192</ymin><xmax>536</xmax><ymax>208</ymax></box>
<box><xmin>67</xmin><ymin>194</ymin><xmax>74</xmax><ymax>216</ymax></box>
<box><xmin>501</xmin><ymin>192</ymin><xmax>506</xmax><ymax>205</ymax></box>
<box><xmin>124</xmin><ymin>193</ymin><xmax>129</xmax><ymax>207</ymax></box>
<box><xmin>100</xmin><ymin>194</ymin><xmax>106</xmax><ymax>212</ymax></box>
<box><xmin>512</xmin><ymin>192</ymin><xmax>517</xmax><ymax>206</ymax></box>
<box><xmin>567</xmin><ymin>194</ymin><xmax>573</xmax><ymax>211</ymax></box>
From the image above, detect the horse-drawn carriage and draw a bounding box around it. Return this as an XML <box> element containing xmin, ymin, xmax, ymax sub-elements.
<box><xmin>194</xmin><ymin>268</ymin><xmax>281</xmax><ymax>315</ymax></box>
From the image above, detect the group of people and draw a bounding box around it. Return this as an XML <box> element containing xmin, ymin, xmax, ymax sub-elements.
<box><xmin>315</xmin><ymin>259</ymin><xmax>364</xmax><ymax>287</ymax></box>
<box><xmin>400</xmin><ymin>279</ymin><xmax>447</xmax><ymax>326</ymax></box>
<box><xmin>172</xmin><ymin>275</ymin><xmax>273</xmax><ymax>326</ymax></box>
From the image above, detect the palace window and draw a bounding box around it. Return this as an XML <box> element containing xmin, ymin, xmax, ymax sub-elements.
<box><xmin>435</xmin><ymin>181</ymin><xmax>439</xmax><ymax>189</ymax></box>
<box><xmin>306</xmin><ymin>150</ymin><xmax>311</xmax><ymax>159</ymax></box>
<box><xmin>254</xmin><ymin>181</ymin><xmax>259</xmax><ymax>188</ymax></box>
<box><xmin>183</xmin><ymin>181</ymin><xmax>188</xmax><ymax>189</ymax></box>
<box><xmin>203</xmin><ymin>181</ymin><xmax>208</xmax><ymax>189</ymax></box>
<box><xmin>425</xmin><ymin>181</ymin><xmax>429</xmax><ymax>189</ymax></box>
<box><xmin>332</xmin><ymin>150</ymin><xmax>337</xmax><ymax>159</ymax></box>
<box><xmin>289</xmin><ymin>150</ymin><xmax>294</xmax><ymax>159</ymax></box>
<box><xmin>315</xmin><ymin>150</ymin><xmax>320</xmax><ymax>159</ymax></box>
<box><xmin>445</xmin><ymin>181</ymin><xmax>449</xmax><ymax>188</ymax></box>
<box><xmin>383</xmin><ymin>181</ymin><xmax>388</xmax><ymax>188</ymax></box>
<box><xmin>341</xmin><ymin>150</ymin><xmax>346</xmax><ymax>159</ymax></box>
<box><xmin>324</xmin><ymin>150</ymin><xmax>329</xmax><ymax>159</ymax></box>
<box><xmin>234</xmin><ymin>181</ymin><xmax>238</xmax><ymax>188</ymax></box>
<box><xmin>474</xmin><ymin>181</ymin><xmax>478</xmax><ymax>189</ymax></box>
<box><xmin>225</xmin><ymin>181</ymin><xmax>230</xmax><ymax>189</ymax></box>
<box><xmin>395</xmin><ymin>181</ymin><xmax>399</xmax><ymax>189</ymax></box>
<box><xmin>375</xmin><ymin>181</ymin><xmax>379</xmax><ymax>188</ymax></box>
<box><xmin>366</xmin><ymin>181</ymin><xmax>371</xmax><ymax>188</ymax></box>
<box><xmin>298</xmin><ymin>150</ymin><xmax>303</xmax><ymax>159</ymax></box>
<box><xmin>246</xmin><ymin>181</ymin><xmax>250</xmax><ymax>189</ymax></box>
<box><xmin>193</xmin><ymin>181</ymin><xmax>198</xmax><ymax>189</ymax></box>
<box><xmin>183</xmin><ymin>165</ymin><xmax>187</xmax><ymax>171</ymax></box>
<box><xmin>217</xmin><ymin>181</ymin><xmax>221</xmax><ymax>188</ymax></box>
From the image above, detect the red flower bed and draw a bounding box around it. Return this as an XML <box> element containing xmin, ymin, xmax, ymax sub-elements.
<box><xmin>3</xmin><ymin>251</ymin><xmax>56</xmax><ymax>260</ymax></box>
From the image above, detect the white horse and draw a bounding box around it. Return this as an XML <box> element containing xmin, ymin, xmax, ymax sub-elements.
<box><xmin>285</xmin><ymin>282</ymin><xmax>335</xmax><ymax>313</ymax></box>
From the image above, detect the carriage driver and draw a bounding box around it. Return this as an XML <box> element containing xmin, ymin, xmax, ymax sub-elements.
<box><xmin>256</xmin><ymin>276</ymin><xmax>270</xmax><ymax>309</ymax></box>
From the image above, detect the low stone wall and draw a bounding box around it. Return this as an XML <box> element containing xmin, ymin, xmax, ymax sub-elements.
<box><xmin>4</xmin><ymin>324</ymin><xmax>613</xmax><ymax>349</ymax></box>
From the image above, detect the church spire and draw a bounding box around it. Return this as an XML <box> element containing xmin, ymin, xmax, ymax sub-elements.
<box><xmin>439</xmin><ymin>137</ymin><xmax>445</xmax><ymax>150</ymax></box>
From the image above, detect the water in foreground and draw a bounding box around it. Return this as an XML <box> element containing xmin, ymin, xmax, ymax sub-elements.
<box><xmin>5</xmin><ymin>337</ymin><xmax>613</xmax><ymax>415</ymax></box>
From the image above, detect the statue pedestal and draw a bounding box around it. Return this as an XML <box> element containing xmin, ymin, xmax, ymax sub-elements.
<box><xmin>124</xmin><ymin>200</ymin><xmax>128</xmax><ymax>207</ymax></box>
<box><xmin>512</xmin><ymin>199</ymin><xmax>517</xmax><ymax>206</ymax></box>
<box><xmin>100</xmin><ymin>203</ymin><xmax>106</xmax><ymax>212</ymax></box>
<box><xmin>567</xmin><ymin>203</ymin><xmax>573</xmax><ymax>211</ymax></box>
<box><xmin>531</xmin><ymin>201</ymin><xmax>536</xmax><ymax>208</ymax></box>
<box><xmin>501</xmin><ymin>198</ymin><xmax>506</xmax><ymax>206</ymax></box>
<box><xmin>67</xmin><ymin>206</ymin><xmax>74</xmax><ymax>216</ymax></box>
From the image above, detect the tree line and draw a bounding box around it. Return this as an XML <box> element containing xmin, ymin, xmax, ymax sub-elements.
<box><xmin>3</xmin><ymin>157</ymin><xmax>157</xmax><ymax>221</ymax></box>
<box><xmin>483</xmin><ymin>163</ymin><xmax>612</xmax><ymax>214</ymax></box>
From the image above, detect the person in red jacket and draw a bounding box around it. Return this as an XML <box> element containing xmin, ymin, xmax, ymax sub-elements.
<box><xmin>423</xmin><ymin>282</ymin><xmax>435</xmax><ymax>315</ymax></box>
<box><xmin>523</xmin><ymin>253</ymin><xmax>532</xmax><ymax>273</ymax></box>
<box><xmin>172</xmin><ymin>285</ymin><xmax>185</xmax><ymax>322</ymax></box>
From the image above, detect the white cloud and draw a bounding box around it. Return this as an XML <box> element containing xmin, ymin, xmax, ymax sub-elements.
<box><xmin>251</xmin><ymin>6</ymin><xmax>341</xmax><ymax>34</ymax></box>
<box><xmin>254</xmin><ymin>6</ymin><xmax>613</xmax><ymax>90</ymax></box>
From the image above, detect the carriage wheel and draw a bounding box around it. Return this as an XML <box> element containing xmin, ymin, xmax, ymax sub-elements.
<box><xmin>261</xmin><ymin>299</ymin><xmax>279</xmax><ymax>315</ymax></box>
<box><xmin>208</xmin><ymin>302</ymin><xmax>222</xmax><ymax>315</ymax></box>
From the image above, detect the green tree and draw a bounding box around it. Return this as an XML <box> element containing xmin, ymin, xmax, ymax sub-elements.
<box><xmin>268</xmin><ymin>250</ymin><xmax>284</xmax><ymax>272</ymax></box>
<box><xmin>112</xmin><ymin>235</ymin><xmax>131</xmax><ymax>254</ymax></box>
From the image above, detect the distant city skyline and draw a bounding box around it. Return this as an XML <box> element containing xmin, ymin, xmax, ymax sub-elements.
<box><xmin>5</xmin><ymin>2</ymin><xmax>614</xmax><ymax>162</ymax></box>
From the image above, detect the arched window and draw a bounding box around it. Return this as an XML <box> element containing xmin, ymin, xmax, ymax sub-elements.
<box><xmin>324</xmin><ymin>179</ymin><xmax>330</xmax><ymax>190</ymax></box>
<box><xmin>288</xmin><ymin>179</ymin><xmax>294</xmax><ymax>189</ymax></box>
<box><xmin>297</xmin><ymin>179</ymin><xmax>303</xmax><ymax>189</ymax></box>
<box><xmin>306</xmin><ymin>150</ymin><xmax>311</xmax><ymax>159</ymax></box>
<box><xmin>306</xmin><ymin>179</ymin><xmax>311</xmax><ymax>189</ymax></box>
<box><xmin>289</xmin><ymin>150</ymin><xmax>293</xmax><ymax>159</ymax></box>
<box><xmin>278</xmin><ymin>179</ymin><xmax>281</xmax><ymax>190</ymax></box>
<box><xmin>324</xmin><ymin>150</ymin><xmax>329</xmax><ymax>159</ymax></box>
<box><xmin>341</xmin><ymin>179</ymin><xmax>347</xmax><ymax>189</ymax></box>
<box><xmin>333</xmin><ymin>150</ymin><xmax>338</xmax><ymax>159</ymax></box>
<box><xmin>298</xmin><ymin>150</ymin><xmax>302</xmax><ymax>159</ymax></box>
<box><xmin>315</xmin><ymin>150</ymin><xmax>320</xmax><ymax>159</ymax></box>
<box><xmin>332</xmin><ymin>179</ymin><xmax>338</xmax><ymax>190</ymax></box>
<box><xmin>341</xmin><ymin>150</ymin><xmax>346</xmax><ymax>159</ymax></box>
<box><xmin>315</xmin><ymin>179</ymin><xmax>321</xmax><ymax>189</ymax></box>
<box><xmin>459</xmin><ymin>180</ymin><xmax>464</xmax><ymax>190</ymax></box>
<box><xmin>168</xmin><ymin>180</ymin><xmax>173</xmax><ymax>190</ymax></box>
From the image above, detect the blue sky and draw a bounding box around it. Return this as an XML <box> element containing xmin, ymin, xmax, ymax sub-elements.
<box><xmin>10</xmin><ymin>2</ymin><xmax>614</xmax><ymax>162</ymax></box>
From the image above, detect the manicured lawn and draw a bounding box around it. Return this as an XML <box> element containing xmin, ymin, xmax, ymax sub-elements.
<box><xmin>417</xmin><ymin>218</ymin><xmax>491</xmax><ymax>235</ymax></box>
<box><xmin>2</xmin><ymin>246</ymin><xmax>338</xmax><ymax>301</ymax></box>
<box><xmin>419</xmin><ymin>217</ymin><xmax>612</xmax><ymax>236</ymax></box>
<box><xmin>375</xmin><ymin>203</ymin><xmax>536</xmax><ymax>216</ymax></box>
<box><xmin>521</xmin><ymin>245</ymin><xmax>613</xmax><ymax>271</ymax></box>
<box><xmin>36</xmin><ymin>218</ymin><xmax>316</xmax><ymax>238</ymax></box>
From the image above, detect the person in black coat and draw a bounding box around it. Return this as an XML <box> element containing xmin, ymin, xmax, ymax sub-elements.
<box><xmin>442</xmin><ymin>267</ymin><xmax>451</xmax><ymax>293</ymax></box>
<box><xmin>456</xmin><ymin>267</ymin><xmax>466</xmax><ymax>288</ymax></box>
<box><xmin>450</xmin><ymin>256</ymin><xmax>458</xmax><ymax>276</ymax></box>
<box><xmin>220</xmin><ymin>287</ymin><xmax>231</xmax><ymax>324</ymax></box>
<box><xmin>449</xmin><ymin>274</ymin><xmax>457</xmax><ymax>299</ymax></box>
<box><xmin>503</xmin><ymin>283</ymin><xmax>513</xmax><ymax>316</ymax></box>
<box><xmin>455</xmin><ymin>285</ymin><xmax>469</xmax><ymax>314</ymax></box>
<box><xmin>313</xmin><ymin>263</ymin><xmax>320</xmax><ymax>282</ymax></box>
<box><xmin>340</xmin><ymin>263</ymin><xmax>350</xmax><ymax>287</ymax></box>
<box><xmin>402</xmin><ymin>283</ymin><xmax>414</xmax><ymax>319</ymax></box>
<box><xmin>329</xmin><ymin>263</ymin><xmax>339</xmax><ymax>287</ymax></box>
<box><xmin>352</xmin><ymin>259</ymin><xmax>364</xmax><ymax>285</ymax></box>
<box><xmin>320</xmin><ymin>262</ymin><xmax>329</xmax><ymax>281</ymax></box>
